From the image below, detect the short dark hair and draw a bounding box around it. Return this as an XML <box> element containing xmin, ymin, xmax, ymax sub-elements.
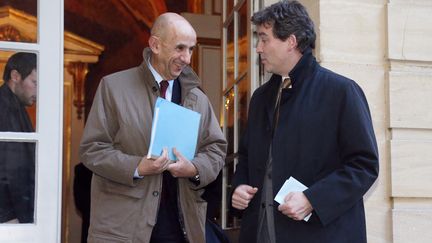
<box><xmin>3</xmin><ymin>52</ymin><xmax>37</xmax><ymax>82</ymax></box>
<box><xmin>251</xmin><ymin>0</ymin><xmax>316</xmax><ymax>52</ymax></box>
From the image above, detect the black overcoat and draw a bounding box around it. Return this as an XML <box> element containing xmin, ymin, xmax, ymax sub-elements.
<box><xmin>0</xmin><ymin>84</ymin><xmax>35</xmax><ymax>223</ymax></box>
<box><xmin>232</xmin><ymin>50</ymin><xmax>379</xmax><ymax>243</ymax></box>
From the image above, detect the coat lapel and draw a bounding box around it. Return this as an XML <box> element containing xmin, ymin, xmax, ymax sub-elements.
<box><xmin>264</xmin><ymin>76</ymin><xmax>281</xmax><ymax>127</ymax></box>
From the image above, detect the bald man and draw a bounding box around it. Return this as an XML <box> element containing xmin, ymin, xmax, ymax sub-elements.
<box><xmin>80</xmin><ymin>13</ymin><xmax>227</xmax><ymax>243</ymax></box>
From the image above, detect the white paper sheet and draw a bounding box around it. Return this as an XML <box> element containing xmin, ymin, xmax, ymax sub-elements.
<box><xmin>274</xmin><ymin>176</ymin><xmax>312</xmax><ymax>221</ymax></box>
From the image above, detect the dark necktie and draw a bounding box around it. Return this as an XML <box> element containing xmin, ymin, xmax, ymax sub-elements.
<box><xmin>159</xmin><ymin>80</ymin><xmax>171</xmax><ymax>201</ymax></box>
<box><xmin>272</xmin><ymin>77</ymin><xmax>292</xmax><ymax>133</ymax></box>
<box><xmin>160</xmin><ymin>80</ymin><xmax>169</xmax><ymax>99</ymax></box>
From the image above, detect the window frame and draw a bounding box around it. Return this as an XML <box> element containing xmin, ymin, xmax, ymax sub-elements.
<box><xmin>0</xmin><ymin>0</ymin><xmax>64</xmax><ymax>241</ymax></box>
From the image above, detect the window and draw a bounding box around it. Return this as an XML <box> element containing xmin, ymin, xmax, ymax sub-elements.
<box><xmin>221</xmin><ymin>0</ymin><xmax>259</xmax><ymax>230</ymax></box>
<box><xmin>0</xmin><ymin>0</ymin><xmax>63</xmax><ymax>241</ymax></box>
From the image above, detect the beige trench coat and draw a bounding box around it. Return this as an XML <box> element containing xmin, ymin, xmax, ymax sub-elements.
<box><xmin>80</xmin><ymin>48</ymin><xmax>227</xmax><ymax>243</ymax></box>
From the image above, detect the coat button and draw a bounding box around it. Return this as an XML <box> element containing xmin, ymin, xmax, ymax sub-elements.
<box><xmin>152</xmin><ymin>191</ymin><xmax>159</xmax><ymax>197</ymax></box>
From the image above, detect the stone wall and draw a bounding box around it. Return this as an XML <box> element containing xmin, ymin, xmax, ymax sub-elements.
<box><xmin>388</xmin><ymin>1</ymin><xmax>432</xmax><ymax>243</ymax></box>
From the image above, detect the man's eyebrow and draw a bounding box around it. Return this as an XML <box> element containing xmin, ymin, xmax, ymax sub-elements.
<box><xmin>257</xmin><ymin>32</ymin><xmax>267</xmax><ymax>37</ymax></box>
<box><xmin>176</xmin><ymin>43</ymin><xmax>196</xmax><ymax>49</ymax></box>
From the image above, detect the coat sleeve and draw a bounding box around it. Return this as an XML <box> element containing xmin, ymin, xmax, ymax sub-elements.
<box><xmin>303</xmin><ymin>81</ymin><xmax>379</xmax><ymax>226</ymax></box>
<box><xmin>231</xmin><ymin>94</ymin><xmax>256</xmax><ymax>195</ymax></box>
<box><xmin>79</xmin><ymin>79</ymin><xmax>142</xmax><ymax>186</ymax></box>
<box><xmin>231</xmin><ymin>124</ymin><xmax>250</xmax><ymax>190</ymax></box>
<box><xmin>229</xmin><ymin>95</ymin><xmax>254</xmax><ymax>216</ymax></box>
<box><xmin>190</xmin><ymin>94</ymin><xmax>227</xmax><ymax>188</ymax></box>
<box><xmin>229</xmin><ymin>124</ymin><xmax>250</xmax><ymax>218</ymax></box>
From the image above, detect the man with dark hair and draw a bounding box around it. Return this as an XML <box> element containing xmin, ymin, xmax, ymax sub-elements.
<box><xmin>231</xmin><ymin>1</ymin><xmax>379</xmax><ymax>242</ymax></box>
<box><xmin>0</xmin><ymin>52</ymin><xmax>37</xmax><ymax>224</ymax></box>
<box><xmin>80</xmin><ymin>13</ymin><xmax>226</xmax><ymax>243</ymax></box>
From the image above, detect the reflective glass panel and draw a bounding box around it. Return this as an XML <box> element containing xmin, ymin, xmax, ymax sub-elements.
<box><xmin>226</xmin><ymin>0</ymin><xmax>234</xmax><ymax>18</ymax></box>
<box><xmin>224</xmin><ymin>88</ymin><xmax>239</xmax><ymax>228</ymax></box>
<box><xmin>0</xmin><ymin>50</ymin><xmax>38</xmax><ymax>131</ymax></box>
<box><xmin>0</xmin><ymin>141</ymin><xmax>36</xmax><ymax>224</ymax></box>
<box><xmin>237</xmin><ymin>75</ymin><xmax>249</xmax><ymax>139</ymax></box>
<box><xmin>224</xmin><ymin>88</ymin><xmax>235</xmax><ymax>155</ymax></box>
<box><xmin>224</xmin><ymin>157</ymin><xmax>240</xmax><ymax>229</ymax></box>
<box><xmin>226</xmin><ymin>21</ymin><xmax>235</xmax><ymax>88</ymax></box>
<box><xmin>237</xmin><ymin>3</ymin><xmax>248</xmax><ymax>76</ymax></box>
<box><xmin>0</xmin><ymin>1</ymin><xmax>38</xmax><ymax>43</ymax></box>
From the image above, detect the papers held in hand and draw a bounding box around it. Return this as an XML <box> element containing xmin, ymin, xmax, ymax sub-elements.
<box><xmin>147</xmin><ymin>97</ymin><xmax>201</xmax><ymax>161</ymax></box>
<box><xmin>274</xmin><ymin>176</ymin><xmax>312</xmax><ymax>221</ymax></box>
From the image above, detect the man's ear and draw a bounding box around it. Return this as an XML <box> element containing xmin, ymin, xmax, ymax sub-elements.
<box><xmin>287</xmin><ymin>34</ymin><xmax>298</xmax><ymax>51</ymax></box>
<box><xmin>7</xmin><ymin>70</ymin><xmax>21</xmax><ymax>92</ymax></box>
<box><xmin>10</xmin><ymin>70</ymin><xmax>21</xmax><ymax>83</ymax></box>
<box><xmin>148</xmin><ymin>36</ymin><xmax>160</xmax><ymax>54</ymax></box>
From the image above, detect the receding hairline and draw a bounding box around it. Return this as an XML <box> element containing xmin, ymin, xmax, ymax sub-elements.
<box><xmin>151</xmin><ymin>12</ymin><xmax>195</xmax><ymax>39</ymax></box>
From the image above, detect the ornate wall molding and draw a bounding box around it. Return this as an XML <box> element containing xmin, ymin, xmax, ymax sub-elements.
<box><xmin>0</xmin><ymin>24</ymin><xmax>32</xmax><ymax>42</ymax></box>
<box><xmin>67</xmin><ymin>62</ymin><xmax>89</xmax><ymax>120</ymax></box>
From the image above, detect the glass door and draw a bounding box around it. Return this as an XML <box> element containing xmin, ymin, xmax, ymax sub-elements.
<box><xmin>0</xmin><ymin>0</ymin><xmax>63</xmax><ymax>241</ymax></box>
<box><xmin>221</xmin><ymin>0</ymin><xmax>259</xmax><ymax>231</ymax></box>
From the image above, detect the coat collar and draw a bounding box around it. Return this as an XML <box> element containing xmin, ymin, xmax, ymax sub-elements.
<box><xmin>263</xmin><ymin>48</ymin><xmax>318</xmax><ymax>125</ymax></box>
<box><xmin>288</xmin><ymin>48</ymin><xmax>316</xmax><ymax>89</ymax></box>
<box><xmin>0</xmin><ymin>84</ymin><xmax>23</xmax><ymax>111</ymax></box>
<box><xmin>0</xmin><ymin>84</ymin><xmax>34</xmax><ymax>132</ymax></box>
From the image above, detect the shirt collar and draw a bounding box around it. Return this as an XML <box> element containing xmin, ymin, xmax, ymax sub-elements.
<box><xmin>147</xmin><ymin>57</ymin><xmax>174</xmax><ymax>101</ymax></box>
<box><xmin>281</xmin><ymin>76</ymin><xmax>292</xmax><ymax>89</ymax></box>
<box><xmin>147</xmin><ymin>57</ymin><xmax>174</xmax><ymax>85</ymax></box>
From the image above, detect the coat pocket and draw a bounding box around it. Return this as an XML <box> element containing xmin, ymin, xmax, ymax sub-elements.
<box><xmin>89</xmin><ymin>231</ymin><xmax>131</xmax><ymax>243</ymax></box>
<box><xmin>99</xmin><ymin>177</ymin><xmax>146</xmax><ymax>199</ymax></box>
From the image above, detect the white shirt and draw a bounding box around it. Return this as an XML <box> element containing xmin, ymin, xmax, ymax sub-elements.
<box><xmin>147</xmin><ymin>59</ymin><xmax>174</xmax><ymax>101</ymax></box>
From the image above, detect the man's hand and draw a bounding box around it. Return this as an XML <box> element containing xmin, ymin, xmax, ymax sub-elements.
<box><xmin>137</xmin><ymin>148</ymin><xmax>170</xmax><ymax>176</ymax></box>
<box><xmin>277</xmin><ymin>191</ymin><xmax>313</xmax><ymax>220</ymax></box>
<box><xmin>232</xmin><ymin>185</ymin><xmax>258</xmax><ymax>210</ymax></box>
<box><xmin>166</xmin><ymin>148</ymin><xmax>198</xmax><ymax>178</ymax></box>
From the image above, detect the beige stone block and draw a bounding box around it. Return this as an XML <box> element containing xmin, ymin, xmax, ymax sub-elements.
<box><xmin>388</xmin><ymin>2</ymin><xmax>432</xmax><ymax>61</ymax></box>
<box><xmin>365</xmin><ymin>204</ymin><xmax>392</xmax><ymax>243</ymax></box>
<box><xmin>364</xmin><ymin>140</ymin><xmax>392</xmax><ymax>243</ymax></box>
<box><xmin>389</xmin><ymin>71</ymin><xmax>432</xmax><ymax>129</ymax></box>
<box><xmin>392</xmin><ymin>128</ymin><xmax>432</xmax><ymax>140</ymax></box>
<box><xmin>365</xmin><ymin>140</ymin><xmax>390</xmax><ymax>200</ymax></box>
<box><xmin>299</xmin><ymin>0</ymin><xmax>321</xmax><ymax>58</ymax></box>
<box><xmin>263</xmin><ymin>0</ymin><xmax>279</xmax><ymax>7</ymax></box>
<box><xmin>319</xmin><ymin>2</ymin><xmax>386</xmax><ymax>64</ymax></box>
<box><xmin>393</xmin><ymin>209</ymin><xmax>432</xmax><ymax>243</ymax></box>
<box><xmin>391</xmin><ymin>140</ymin><xmax>432</xmax><ymax>197</ymax></box>
<box><xmin>394</xmin><ymin>197</ymin><xmax>432</xmax><ymax>209</ymax></box>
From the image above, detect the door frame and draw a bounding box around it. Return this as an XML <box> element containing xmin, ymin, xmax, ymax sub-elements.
<box><xmin>0</xmin><ymin>0</ymin><xmax>64</xmax><ymax>242</ymax></box>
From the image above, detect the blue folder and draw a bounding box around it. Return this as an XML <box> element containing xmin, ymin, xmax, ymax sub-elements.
<box><xmin>147</xmin><ymin>97</ymin><xmax>201</xmax><ymax>161</ymax></box>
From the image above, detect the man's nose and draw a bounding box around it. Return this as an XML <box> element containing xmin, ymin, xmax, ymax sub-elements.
<box><xmin>180</xmin><ymin>50</ymin><xmax>191</xmax><ymax>64</ymax></box>
<box><xmin>256</xmin><ymin>42</ymin><xmax>263</xmax><ymax>53</ymax></box>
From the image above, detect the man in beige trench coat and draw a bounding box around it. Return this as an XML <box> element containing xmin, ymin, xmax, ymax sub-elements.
<box><xmin>80</xmin><ymin>13</ymin><xmax>227</xmax><ymax>243</ymax></box>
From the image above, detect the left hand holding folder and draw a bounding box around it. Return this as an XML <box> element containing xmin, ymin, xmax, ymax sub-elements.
<box><xmin>167</xmin><ymin>148</ymin><xmax>198</xmax><ymax>178</ymax></box>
